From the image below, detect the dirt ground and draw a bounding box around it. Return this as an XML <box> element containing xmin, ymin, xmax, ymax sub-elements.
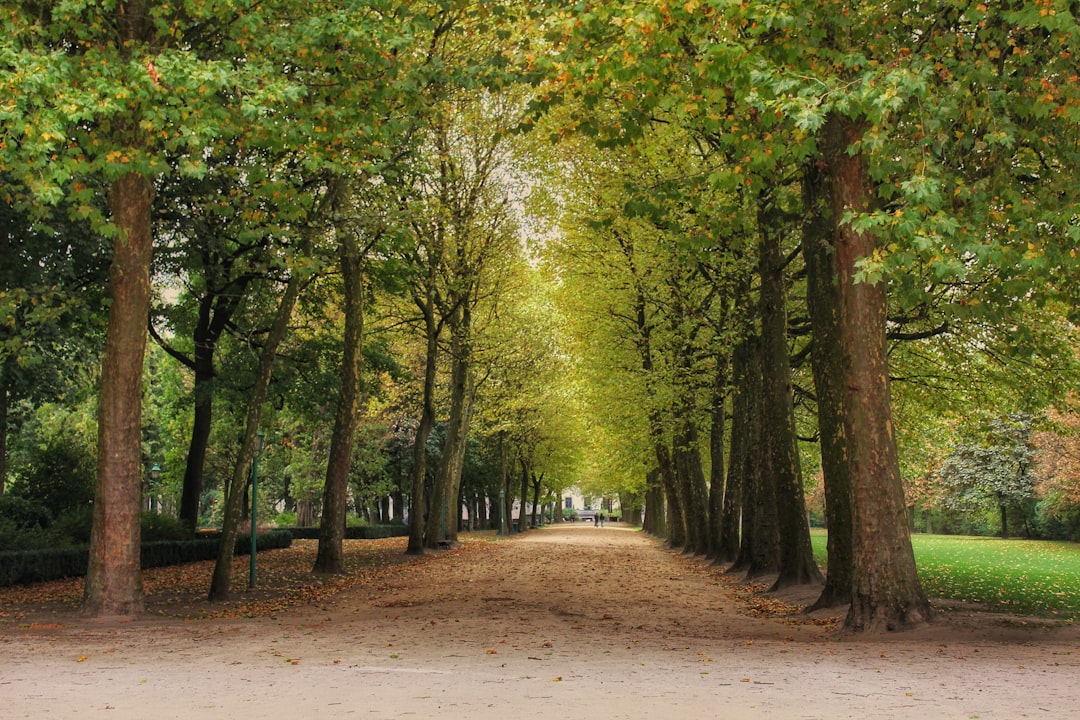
<box><xmin>2</xmin><ymin>524</ymin><xmax>1079</xmax><ymax>719</ymax></box>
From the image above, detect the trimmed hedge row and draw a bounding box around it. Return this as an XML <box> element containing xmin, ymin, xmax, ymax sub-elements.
<box><xmin>283</xmin><ymin>524</ymin><xmax>410</xmax><ymax>540</ymax></box>
<box><xmin>0</xmin><ymin>529</ymin><xmax>293</xmax><ymax>587</ymax></box>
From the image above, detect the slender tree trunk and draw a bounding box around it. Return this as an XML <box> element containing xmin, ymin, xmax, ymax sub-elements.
<box><xmin>716</xmin><ymin>337</ymin><xmax>750</xmax><ymax>566</ymax></box>
<box><xmin>823</xmin><ymin>114</ymin><xmax>931</xmax><ymax>631</ymax></box>
<box><xmin>208</xmin><ymin>270</ymin><xmax>303</xmax><ymax>600</ymax></box>
<box><xmin>758</xmin><ymin>201</ymin><xmax>823</xmax><ymax>590</ymax></box>
<box><xmin>707</xmin><ymin>346</ymin><xmax>729</xmax><ymax>559</ymax></box>
<box><xmin>802</xmin><ymin>158</ymin><xmax>854</xmax><ymax>611</ymax></box>
<box><xmin>0</xmin><ymin>377</ymin><xmax>8</xmax><ymax>494</ymax></box>
<box><xmin>518</xmin><ymin>455</ymin><xmax>530</xmax><ymax>533</ymax></box>
<box><xmin>177</xmin><ymin>283</ymin><xmax>247</xmax><ymax>533</ymax></box>
<box><xmin>316</xmin><ymin>204</ymin><xmax>364</xmax><ymax>574</ymax></box>
<box><xmin>179</xmin><ymin>340</ymin><xmax>214</xmax><ymax>533</ymax></box>
<box><xmin>530</xmin><ymin>474</ymin><xmax>542</xmax><ymax>528</ymax></box>
<box><xmin>83</xmin><ymin>171</ymin><xmax>154</xmax><ymax>616</ymax></box>
<box><xmin>407</xmin><ymin>294</ymin><xmax>439</xmax><ymax>555</ymax></box>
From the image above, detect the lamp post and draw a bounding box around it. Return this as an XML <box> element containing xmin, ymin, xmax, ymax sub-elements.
<box><xmin>149</xmin><ymin>464</ymin><xmax>161</xmax><ymax>513</ymax></box>
<box><xmin>248</xmin><ymin>429</ymin><xmax>264</xmax><ymax>591</ymax></box>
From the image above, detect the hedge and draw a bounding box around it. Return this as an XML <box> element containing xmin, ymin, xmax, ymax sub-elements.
<box><xmin>283</xmin><ymin>524</ymin><xmax>410</xmax><ymax>540</ymax></box>
<box><xmin>0</xmin><ymin>529</ymin><xmax>293</xmax><ymax>587</ymax></box>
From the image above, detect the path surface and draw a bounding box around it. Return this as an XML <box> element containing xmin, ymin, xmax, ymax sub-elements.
<box><xmin>3</xmin><ymin>525</ymin><xmax>1079</xmax><ymax>719</ymax></box>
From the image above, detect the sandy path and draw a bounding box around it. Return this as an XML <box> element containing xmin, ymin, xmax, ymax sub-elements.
<box><xmin>2</xmin><ymin>525</ymin><xmax>1079</xmax><ymax>719</ymax></box>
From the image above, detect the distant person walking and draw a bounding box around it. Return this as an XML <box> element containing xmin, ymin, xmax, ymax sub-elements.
<box><xmin>593</xmin><ymin>513</ymin><xmax>599</xmax><ymax>527</ymax></box>
<box><xmin>599</xmin><ymin>512</ymin><xmax>605</xmax><ymax>528</ymax></box>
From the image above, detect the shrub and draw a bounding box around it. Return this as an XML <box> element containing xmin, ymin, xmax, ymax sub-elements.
<box><xmin>0</xmin><ymin>495</ymin><xmax>52</xmax><ymax>530</ymax></box>
<box><xmin>140</xmin><ymin>512</ymin><xmax>190</xmax><ymax>541</ymax></box>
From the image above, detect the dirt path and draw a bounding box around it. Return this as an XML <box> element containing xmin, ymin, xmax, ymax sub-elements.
<box><xmin>3</xmin><ymin>525</ymin><xmax>1079</xmax><ymax>719</ymax></box>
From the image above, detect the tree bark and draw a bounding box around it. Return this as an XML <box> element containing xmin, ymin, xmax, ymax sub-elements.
<box><xmin>83</xmin><ymin>171</ymin><xmax>154</xmax><ymax>616</ymax></box>
<box><xmin>426</xmin><ymin>304</ymin><xmax>474</xmax><ymax>548</ymax></box>
<box><xmin>707</xmin><ymin>346</ymin><xmax>729</xmax><ymax>559</ymax></box>
<box><xmin>802</xmin><ymin>158</ymin><xmax>854</xmax><ymax>611</ymax></box>
<box><xmin>406</xmin><ymin>287</ymin><xmax>439</xmax><ymax>555</ymax></box>
<box><xmin>208</xmin><ymin>269</ymin><xmax>303</xmax><ymax>600</ymax></box>
<box><xmin>176</xmin><ymin>274</ymin><xmax>249</xmax><ymax>533</ymax></box>
<box><xmin>758</xmin><ymin>201</ymin><xmax>823</xmax><ymax>590</ymax></box>
<box><xmin>822</xmin><ymin>113</ymin><xmax>932</xmax><ymax>631</ymax></box>
<box><xmin>642</xmin><ymin>468</ymin><xmax>666</xmax><ymax>537</ymax></box>
<box><xmin>0</xmin><ymin>377</ymin><xmax>8</xmax><ymax>494</ymax></box>
<box><xmin>735</xmin><ymin>335</ymin><xmax>779</xmax><ymax>578</ymax></box>
<box><xmin>316</xmin><ymin>201</ymin><xmax>365</xmax><ymax>574</ymax></box>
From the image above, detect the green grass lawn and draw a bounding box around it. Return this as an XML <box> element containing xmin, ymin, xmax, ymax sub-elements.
<box><xmin>809</xmin><ymin>530</ymin><xmax>1080</xmax><ymax>619</ymax></box>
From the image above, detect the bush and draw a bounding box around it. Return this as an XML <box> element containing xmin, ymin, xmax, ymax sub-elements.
<box><xmin>0</xmin><ymin>495</ymin><xmax>52</xmax><ymax>530</ymax></box>
<box><xmin>0</xmin><ymin>529</ymin><xmax>294</xmax><ymax>586</ymax></box>
<box><xmin>282</xmin><ymin>525</ymin><xmax>409</xmax><ymax>540</ymax></box>
<box><xmin>52</xmin><ymin>505</ymin><xmax>94</xmax><ymax>544</ymax></box>
<box><xmin>9</xmin><ymin>433</ymin><xmax>95</xmax><ymax>518</ymax></box>
<box><xmin>141</xmin><ymin>512</ymin><xmax>190</xmax><ymax>541</ymax></box>
<box><xmin>273</xmin><ymin>510</ymin><xmax>298</xmax><ymax>527</ymax></box>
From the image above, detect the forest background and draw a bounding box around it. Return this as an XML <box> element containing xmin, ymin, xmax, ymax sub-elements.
<box><xmin>1</xmin><ymin>0</ymin><xmax>1079</xmax><ymax>632</ymax></box>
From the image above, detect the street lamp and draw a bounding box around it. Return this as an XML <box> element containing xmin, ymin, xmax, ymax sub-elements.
<box><xmin>248</xmin><ymin>429</ymin><xmax>264</xmax><ymax>591</ymax></box>
<box><xmin>149</xmin><ymin>464</ymin><xmax>161</xmax><ymax>513</ymax></box>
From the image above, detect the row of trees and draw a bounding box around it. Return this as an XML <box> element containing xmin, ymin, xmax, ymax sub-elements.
<box><xmin>2</xmin><ymin>1</ymin><xmax>586</xmax><ymax>613</ymax></box>
<box><xmin>532</xmin><ymin>0</ymin><xmax>1080</xmax><ymax>631</ymax></box>
<box><xmin>2</xmin><ymin>1</ymin><xmax>1079</xmax><ymax>632</ymax></box>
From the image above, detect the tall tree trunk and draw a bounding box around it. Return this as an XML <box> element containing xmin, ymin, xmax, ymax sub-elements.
<box><xmin>0</xmin><ymin>376</ymin><xmax>8</xmax><ymax>494</ymax></box>
<box><xmin>406</xmin><ymin>292</ymin><xmax>439</xmax><ymax>555</ymax></box>
<box><xmin>642</xmin><ymin>468</ymin><xmax>666</xmax><ymax>536</ymax></box>
<box><xmin>426</xmin><ymin>305</ymin><xmax>474</xmax><ymax>548</ymax></box>
<box><xmin>823</xmin><ymin>114</ymin><xmax>931</xmax><ymax>631</ymax></box>
<box><xmin>517</xmin><ymin>455</ymin><xmax>530</xmax><ymax>532</ymax></box>
<box><xmin>717</xmin><ymin>336</ymin><xmax>751</xmax><ymax>566</ymax></box>
<box><xmin>176</xmin><ymin>279</ymin><xmax>248</xmax><ymax>533</ymax></box>
<box><xmin>316</xmin><ymin>202</ymin><xmax>364</xmax><ymax>574</ymax></box>
<box><xmin>208</xmin><ymin>269</ymin><xmax>303</xmax><ymax>600</ymax></box>
<box><xmin>736</xmin><ymin>335</ymin><xmax>779</xmax><ymax>578</ymax></box>
<box><xmin>83</xmin><ymin>171</ymin><xmax>154</xmax><ymax>616</ymax></box>
<box><xmin>707</xmin><ymin>346</ymin><xmax>729</xmax><ymax>559</ymax></box>
<box><xmin>802</xmin><ymin>158</ymin><xmax>854</xmax><ymax>611</ymax></box>
<box><xmin>673</xmin><ymin>408</ymin><xmax>710</xmax><ymax>555</ymax></box>
<box><xmin>530</xmin><ymin>473</ymin><xmax>542</xmax><ymax>528</ymax></box>
<box><xmin>758</xmin><ymin>201</ymin><xmax>823</xmax><ymax>590</ymax></box>
<box><xmin>178</xmin><ymin>339</ymin><xmax>214</xmax><ymax>533</ymax></box>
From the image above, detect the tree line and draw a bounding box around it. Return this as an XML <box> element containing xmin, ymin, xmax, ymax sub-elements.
<box><xmin>2</xmin><ymin>1</ymin><xmax>1078</xmax><ymax>632</ymax></box>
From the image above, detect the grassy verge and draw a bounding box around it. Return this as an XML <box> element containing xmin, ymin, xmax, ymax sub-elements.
<box><xmin>810</xmin><ymin>530</ymin><xmax>1080</xmax><ymax>619</ymax></box>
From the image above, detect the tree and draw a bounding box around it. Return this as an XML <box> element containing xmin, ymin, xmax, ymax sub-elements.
<box><xmin>938</xmin><ymin>413</ymin><xmax>1038</xmax><ymax>539</ymax></box>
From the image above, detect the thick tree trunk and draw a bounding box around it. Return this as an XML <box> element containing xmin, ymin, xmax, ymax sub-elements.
<box><xmin>83</xmin><ymin>172</ymin><xmax>154</xmax><ymax>617</ymax></box>
<box><xmin>735</xmin><ymin>335</ymin><xmax>779</xmax><ymax>578</ymax></box>
<box><xmin>802</xmin><ymin>158</ymin><xmax>854</xmax><ymax>611</ymax></box>
<box><xmin>823</xmin><ymin>114</ymin><xmax>932</xmax><ymax>631</ymax></box>
<box><xmin>426</xmin><ymin>306</ymin><xmax>474</xmax><ymax>548</ymax></box>
<box><xmin>758</xmin><ymin>202</ymin><xmax>823</xmax><ymax>590</ymax></box>
<box><xmin>208</xmin><ymin>270</ymin><xmax>303</xmax><ymax>600</ymax></box>
<box><xmin>673</xmin><ymin>409</ymin><xmax>710</xmax><ymax>555</ymax></box>
<box><xmin>315</xmin><ymin>213</ymin><xmax>364</xmax><ymax>574</ymax></box>
<box><xmin>642</xmin><ymin>468</ymin><xmax>666</xmax><ymax>536</ymax></box>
